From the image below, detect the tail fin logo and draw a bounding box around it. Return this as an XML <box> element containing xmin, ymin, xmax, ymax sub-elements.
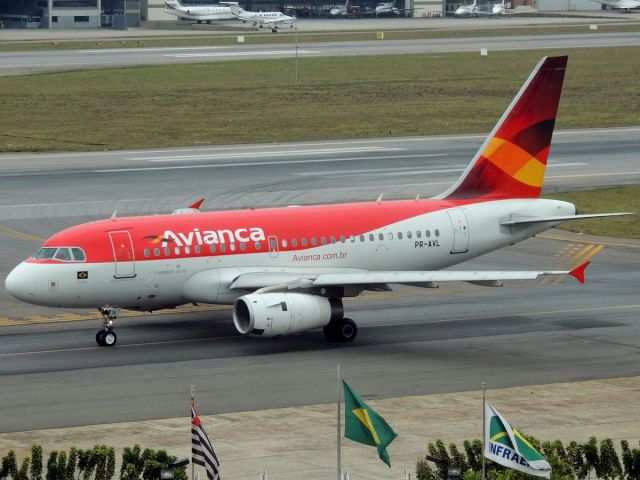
<box><xmin>439</xmin><ymin>56</ymin><xmax>567</xmax><ymax>201</ymax></box>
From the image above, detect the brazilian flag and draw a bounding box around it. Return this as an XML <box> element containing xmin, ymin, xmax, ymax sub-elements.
<box><xmin>343</xmin><ymin>380</ymin><xmax>398</xmax><ymax>467</ymax></box>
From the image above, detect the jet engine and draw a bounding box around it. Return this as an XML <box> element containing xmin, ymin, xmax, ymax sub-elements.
<box><xmin>233</xmin><ymin>293</ymin><xmax>343</xmax><ymax>337</ymax></box>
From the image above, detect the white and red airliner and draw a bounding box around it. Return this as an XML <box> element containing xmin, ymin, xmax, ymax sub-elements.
<box><xmin>5</xmin><ymin>56</ymin><xmax>628</xmax><ymax>346</ymax></box>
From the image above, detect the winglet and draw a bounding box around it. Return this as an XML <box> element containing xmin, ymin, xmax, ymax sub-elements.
<box><xmin>189</xmin><ymin>198</ymin><xmax>205</xmax><ymax>210</ymax></box>
<box><xmin>569</xmin><ymin>261</ymin><xmax>590</xmax><ymax>284</ymax></box>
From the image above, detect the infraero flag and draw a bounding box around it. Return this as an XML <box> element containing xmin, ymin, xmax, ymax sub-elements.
<box><xmin>343</xmin><ymin>380</ymin><xmax>398</xmax><ymax>467</ymax></box>
<box><xmin>484</xmin><ymin>401</ymin><xmax>551</xmax><ymax>478</ymax></box>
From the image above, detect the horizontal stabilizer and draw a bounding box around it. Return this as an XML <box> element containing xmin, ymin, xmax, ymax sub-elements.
<box><xmin>500</xmin><ymin>212</ymin><xmax>633</xmax><ymax>226</ymax></box>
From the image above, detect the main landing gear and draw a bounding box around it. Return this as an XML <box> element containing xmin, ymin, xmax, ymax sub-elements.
<box><xmin>323</xmin><ymin>317</ymin><xmax>358</xmax><ymax>342</ymax></box>
<box><xmin>96</xmin><ymin>307</ymin><xmax>119</xmax><ymax>347</ymax></box>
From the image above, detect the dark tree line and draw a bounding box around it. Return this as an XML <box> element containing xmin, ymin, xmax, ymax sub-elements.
<box><xmin>1</xmin><ymin>445</ymin><xmax>187</xmax><ymax>480</ymax></box>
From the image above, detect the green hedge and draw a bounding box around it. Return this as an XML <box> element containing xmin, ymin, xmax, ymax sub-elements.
<box><xmin>0</xmin><ymin>445</ymin><xmax>186</xmax><ymax>480</ymax></box>
<box><xmin>416</xmin><ymin>437</ymin><xmax>640</xmax><ymax>480</ymax></box>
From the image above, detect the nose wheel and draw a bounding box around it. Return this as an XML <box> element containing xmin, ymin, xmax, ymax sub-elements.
<box><xmin>96</xmin><ymin>307</ymin><xmax>119</xmax><ymax>347</ymax></box>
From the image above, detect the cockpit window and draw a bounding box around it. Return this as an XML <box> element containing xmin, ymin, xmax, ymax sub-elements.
<box><xmin>34</xmin><ymin>248</ymin><xmax>57</xmax><ymax>259</ymax></box>
<box><xmin>54</xmin><ymin>248</ymin><xmax>72</xmax><ymax>261</ymax></box>
<box><xmin>33</xmin><ymin>246</ymin><xmax>86</xmax><ymax>262</ymax></box>
<box><xmin>72</xmin><ymin>248</ymin><xmax>86</xmax><ymax>261</ymax></box>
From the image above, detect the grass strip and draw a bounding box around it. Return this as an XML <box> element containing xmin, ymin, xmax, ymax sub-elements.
<box><xmin>0</xmin><ymin>46</ymin><xmax>639</xmax><ymax>152</ymax></box>
<box><xmin>0</xmin><ymin>21</ymin><xmax>639</xmax><ymax>52</ymax></box>
<box><xmin>545</xmin><ymin>186</ymin><xmax>640</xmax><ymax>239</ymax></box>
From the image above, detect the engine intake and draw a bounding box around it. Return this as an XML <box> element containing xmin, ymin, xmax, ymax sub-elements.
<box><xmin>233</xmin><ymin>293</ymin><xmax>343</xmax><ymax>337</ymax></box>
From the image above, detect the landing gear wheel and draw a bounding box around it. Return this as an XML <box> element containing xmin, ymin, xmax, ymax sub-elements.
<box><xmin>336</xmin><ymin>318</ymin><xmax>357</xmax><ymax>342</ymax></box>
<box><xmin>102</xmin><ymin>330</ymin><xmax>117</xmax><ymax>346</ymax></box>
<box><xmin>324</xmin><ymin>318</ymin><xmax>358</xmax><ymax>342</ymax></box>
<box><xmin>97</xmin><ymin>307</ymin><xmax>120</xmax><ymax>347</ymax></box>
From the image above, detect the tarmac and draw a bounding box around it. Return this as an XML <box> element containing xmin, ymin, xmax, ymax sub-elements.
<box><xmin>1</xmin><ymin>376</ymin><xmax>639</xmax><ymax>480</ymax></box>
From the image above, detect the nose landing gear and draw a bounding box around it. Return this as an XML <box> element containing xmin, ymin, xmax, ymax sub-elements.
<box><xmin>96</xmin><ymin>307</ymin><xmax>119</xmax><ymax>347</ymax></box>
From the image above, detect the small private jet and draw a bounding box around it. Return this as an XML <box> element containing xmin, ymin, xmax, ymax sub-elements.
<box><xmin>229</xmin><ymin>4</ymin><xmax>296</xmax><ymax>32</ymax></box>
<box><xmin>455</xmin><ymin>0</ymin><xmax>479</xmax><ymax>17</ymax></box>
<box><xmin>594</xmin><ymin>0</ymin><xmax>640</xmax><ymax>11</ymax></box>
<box><xmin>330</xmin><ymin>0</ymin><xmax>361</xmax><ymax>17</ymax></box>
<box><xmin>163</xmin><ymin>0</ymin><xmax>236</xmax><ymax>23</ymax></box>
<box><xmin>372</xmin><ymin>1</ymin><xmax>415</xmax><ymax>16</ymax></box>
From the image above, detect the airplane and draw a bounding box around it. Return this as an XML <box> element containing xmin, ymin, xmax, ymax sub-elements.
<box><xmin>455</xmin><ymin>0</ymin><xmax>478</xmax><ymax>17</ymax></box>
<box><xmin>163</xmin><ymin>0</ymin><xmax>237</xmax><ymax>23</ymax></box>
<box><xmin>372</xmin><ymin>1</ymin><xmax>415</xmax><ymax>16</ymax></box>
<box><xmin>593</xmin><ymin>0</ymin><xmax>640</xmax><ymax>11</ymax></box>
<box><xmin>229</xmin><ymin>4</ymin><xmax>296</xmax><ymax>32</ymax></box>
<box><xmin>5</xmin><ymin>55</ymin><xmax>632</xmax><ymax>348</ymax></box>
<box><xmin>330</xmin><ymin>0</ymin><xmax>361</xmax><ymax>17</ymax></box>
<box><xmin>492</xmin><ymin>0</ymin><xmax>510</xmax><ymax>16</ymax></box>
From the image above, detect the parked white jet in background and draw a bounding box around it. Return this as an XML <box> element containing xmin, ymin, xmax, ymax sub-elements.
<box><xmin>330</xmin><ymin>0</ymin><xmax>361</xmax><ymax>17</ymax></box>
<box><xmin>455</xmin><ymin>0</ymin><xmax>478</xmax><ymax>17</ymax></box>
<box><xmin>594</xmin><ymin>0</ymin><xmax>640</xmax><ymax>11</ymax></box>
<box><xmin>373</xmin><ymin>1</ymin><xmax>415</xmax><ymax>16</ymax></box>
<box><xmin>492</xmin><ymin>0</ymin><xmax>510</xmax><ymax>15</ymax></box>
<box><xmin>163</xmin><ymin>0</ymin><xmax>236</xmax><ymax>22</ymax></box>
<box><xmin>229</xmin><ymin>4</ymin><xmax>296</xmax><ymax>31</ymax></box>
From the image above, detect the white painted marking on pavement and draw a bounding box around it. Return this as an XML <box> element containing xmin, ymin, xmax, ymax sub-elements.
<box><xmin>165</xmin><ymin>49</ymin><xmax>319</xmax><ymax>58</ymax></box>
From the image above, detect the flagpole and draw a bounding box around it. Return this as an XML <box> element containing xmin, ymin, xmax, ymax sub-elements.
<box><xmin>482</xmin><ymin>382</ymin><xmax>486</xmax><ymax>480</ymax></box>
<box><xmin>191</xmin><ymin>384</ymin><xmax>195</xmax><ymax>480</ymax></box>
<box><xmin>337</xmin><ymin>365</ymin><xmax>342</xmax><ymax>480</ymax></box>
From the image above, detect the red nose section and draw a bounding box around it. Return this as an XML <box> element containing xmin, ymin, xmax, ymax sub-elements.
<box><xmin>569</xmin><ymin>261</ymin><xmax>590</xmax><ymax>284</ymax></box>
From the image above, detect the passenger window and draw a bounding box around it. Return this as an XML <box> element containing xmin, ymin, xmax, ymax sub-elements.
<box><xmin>185</xmin><ymin>246</ymin><xmax>191</xmax><ymax>255</ymax></box>
<box><xmin>195</xmin><ymin>245</ymin><xmax>201</xmax><ymax>254</ymax></box>
<box><xmin>350</xmin><ymin>236</ymin><xmax>356</xmax><ymax>243</ymax></box>
<box><xmin>144</xmin><ymin>249</ymin><xmax>150</xmax><ymax>258</ymax></box>
<box><xmin>369</xmin><ymin>234</ymin><xmax>374</xmax><ymax>242</ymax></box>
<box><xmin>255</xmin><ymin>241</ymin><xmax>261</xmax><ymax>250</ymax></box>
<box><xmin>416</xmin><ymin>231</ymin><xmax>422</xmax><ymax>239</ymax></box>
<box><xmin>321</xmin><ymin>236</ymin><xmax>327</xmax><ymax>245</ymax></box>
<box><xmin>71</xmin><ymin>248</ymin><xmax>86</xmax><ymax>261</ymax></box>
<box><xmin>54</xmin><ymin>248</ymin><xmax>72</xmax><ymax>261</ymax></box>
<box><xmin>340</xmin><ymin>235</ymin><xmax>346</xmax><ymax>243</ymax></box>
<box><xmin>174</xmin><ymin>247</ymin><xmax>180</xmax><ymax>255</ymax></box>
<box><xmin>34</xmin><ymin>248</ymin><xmax>57</xmax><ymax>259</ymax></box>
<box><xmin>398</xmin><ymin>232</ymin><xmax>403</xmax><ymax>240</ymax></box>
<box><xmin>388</xmin><ymin>233</ymin><xmax>393</xmax><ymax>240</ymax></box>
<box><xmin>240</xmin><ymin>242</ymin><xmax>246</xmax><ymax>251</ymax></box>
<box><xmin>407</xmin><ymin>231</ymin><xmax>412</xmax><ymax>239</ymax></box>
<box><xmin>292</xmin><ymin>239</ymin><xmax>298</xmax><ymax>247</ymax></box>
<box><xmin>311</xmin><ymin>237</ymin><xmax>318</xmax><ymax>246</ymax></box>
<box><xmin>154</xmin><ymin>248</ymin><xmax>160</xmax><ymax>257</ymax></box>
<box><xmin>435</xmin><ymin>229</ymin><xmax>440</xmax><ymax>237</ymax></box>
<box><xmin>230</xmin><ymin>243</ymin><xmax>236</xmax><ymax>252</ymax></box>
<box><xmin>378</xmin><ymin>233</ymin><xmax>384</xmax><ymax>241</ymax></box>
<box><xmin>220</xmin><ymin>244</ymin><xmax>227</xmax><ymax>252</ymax></box>
<box><xmin>330</xmin><ymin>236</ymin><xmax>336</xmax><ymax>244</ymax></box>
<box><xmin>426</xmin><ymin>230</ymin><xmax>431</xmax><ymax>238</ymax></box>
<box><xmin>270</xmin><ymin>238</ymin><xmax>277</xmax><ymax>249</ymax></box>
<box><xmin>282</xmin><ymin>239</ymin><xmax>288</xmax><ymax>248</ymax></box>
<box><xmin>164</xmin><ymin>247</ymin><xmax>171</xmax><ymax>256</ymax></box>
<box><xmin>359</xmin><ymin>235</ymin><xmax>365</xmax><ymax>242</ymax></box>
<box><xmin>210</xmin><ymin>244</ymin><xmax>217</xmax><ymax>253</ymax></box>
<box><xmin>301</xmin><ymin>238</ymin><xmax>308</xmax><ymax>247</ymax></box>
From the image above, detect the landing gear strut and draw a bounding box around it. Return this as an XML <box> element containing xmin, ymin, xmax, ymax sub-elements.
<box><xmin>323</xmin><ymin>317</ymin><xmax>358</xmax><ymax>342</ymax></box>
<box><xmin>96</xmin><ymin>307</ymin><xmax>119</xmax><ymax>347</ymax></box>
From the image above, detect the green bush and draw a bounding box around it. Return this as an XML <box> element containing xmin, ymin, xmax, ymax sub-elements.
<box><xmin>418</xmin><ymin>437</ymin><xmax>638</xmax><ymax>480</ymax></box>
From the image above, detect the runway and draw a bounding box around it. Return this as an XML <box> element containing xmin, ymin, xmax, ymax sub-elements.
<box><xmin>1</xmin><ymin>31</ymin><xmax>640</xmax><ymax>75</ymax></box>
<box><xmin>0</xmin><ymin>126</ymin><xmax>638</xmax><ymax>432</ymax></box>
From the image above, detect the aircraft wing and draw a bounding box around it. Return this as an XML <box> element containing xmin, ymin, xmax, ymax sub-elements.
<box><xmin>229</xmin><ymin>262</ymin><xmax>590</xmax><ymax>290</ymax></box>
<box><xmin>258</xmin><ymin>16</ymin><xmax>294</xmax><ymax>24</ymax></box>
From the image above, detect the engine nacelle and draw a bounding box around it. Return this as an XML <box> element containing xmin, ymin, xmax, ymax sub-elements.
<box><xmin>233</xmin><ymin>293</ymin><xmax>343</xmax><ymax>337</ymax></box>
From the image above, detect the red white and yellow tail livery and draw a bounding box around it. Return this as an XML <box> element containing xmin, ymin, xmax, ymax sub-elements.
<box><xmin>5</xmin><ymin>56</ymin><xmax>628</xmax><ymax>346</ymax></box>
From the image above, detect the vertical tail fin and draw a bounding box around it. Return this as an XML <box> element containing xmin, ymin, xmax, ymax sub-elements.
<box><xmin>438</xmin><ymin>56</ymin><xmax>568</xmax><ymax>200</ymax></box>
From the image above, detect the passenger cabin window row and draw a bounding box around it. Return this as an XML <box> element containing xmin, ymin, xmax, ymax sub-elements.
<box><xmin>140</xmin><ymin>229</ymin><xmax>441</xmax><ymax>258</ymax></box>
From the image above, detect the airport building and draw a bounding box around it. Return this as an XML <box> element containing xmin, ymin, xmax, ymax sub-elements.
<box><xmin>0</xmin><ymin>0</ymin><xmax>610</xmax><ymax>27</ymax></box>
